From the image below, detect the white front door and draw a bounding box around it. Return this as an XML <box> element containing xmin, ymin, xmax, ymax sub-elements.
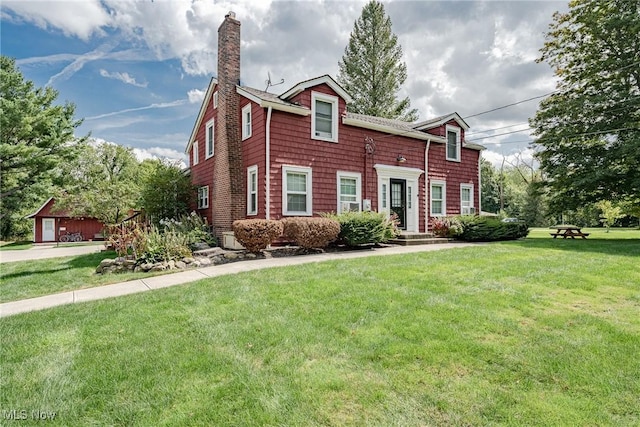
<box><xmin>42</xmin><ymin>218</ymin><xmax>55</xmax><ymax>241</ymax></box>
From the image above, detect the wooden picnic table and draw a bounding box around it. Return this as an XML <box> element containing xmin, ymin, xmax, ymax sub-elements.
<box><xmin>549</xmin><ymin>225</ymin><xmax>590</xmax><ymax>239</ymax></box>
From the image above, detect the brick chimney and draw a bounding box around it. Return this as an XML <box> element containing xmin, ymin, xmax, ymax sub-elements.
<box><xmin>213</xmin><ymin>11</ymin><xmax>244</xmax><ymax>236</ymax></box>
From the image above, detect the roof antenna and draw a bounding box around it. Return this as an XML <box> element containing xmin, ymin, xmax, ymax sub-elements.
<box><xmin>265</xmin><ymin>71</ymin><xmax>284</xmax><ymax>92</ymax></box>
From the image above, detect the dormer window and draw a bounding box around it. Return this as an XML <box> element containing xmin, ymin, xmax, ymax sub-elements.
<box><xmin>446</xmin><ymin>125</ymin><xmax>461</xmax><ymax>162</ymax></box>
<box><xmin>311</xmin><ymin>92</ymin><xmax>338</xmax><ymax>142</ymax></box>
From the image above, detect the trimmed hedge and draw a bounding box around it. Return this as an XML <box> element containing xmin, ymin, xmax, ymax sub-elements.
<box><xmin>281</xmin><ymin>217</ymin><xmax>340</xmax><ymax>249</ymax></box>
<box><xmin>232</xmin><ymin>219</ymin><xmax>283</xmax><ymax>253</ymax></box>
<box><xmin>455</xmin><ymin>216</ymin><xmax>529</xmax><ymax>242</ymax></box>
<box><xmin>324</xmin><ymin>211</ymin><xmax>398</xmax><ymax>246</ymax></box>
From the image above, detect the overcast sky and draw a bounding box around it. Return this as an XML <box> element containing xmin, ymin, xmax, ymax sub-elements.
<box><xmin>1</xmin><ymin>0</ymin><xmax>568</xmax><ymax>166</ymax></box>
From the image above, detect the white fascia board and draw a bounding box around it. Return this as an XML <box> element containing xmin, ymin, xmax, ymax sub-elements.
<box><xmin>415</xmin><ymin>112</ymin><xmax>470</xmax><ymax>132</ymax></box>
<box><xmin>186</xmin><ymin>77</ymin><xmax>218</xmax><ymax>153</ymax></box>
<box><xmin>237</xmin><ymin>86</ymin><xmax>310</xmax><ymax>116</ymax></box>
<box><xmin>342</xmin><ymin>116</ymin><xmax>446</xmax><ymax>143</ymax></box>
<box><xmin>280</xmin><ymin>75</ymin><xmax>353</xmax><ymax>103</ymax></box>
<box><xmin>464</xmin><ymin>142</ymin><xmax>486</xmax><ymax>151</ymax></box>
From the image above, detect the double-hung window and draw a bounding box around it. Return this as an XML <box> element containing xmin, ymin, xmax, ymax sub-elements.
<box><xmin>242</xmin><ymin>104</ymin><xmax>252</xmax><ymax>140</ymax></box>
<box><xmin>206</xmin><ymin>119</ymin><xmax>214</xmax><ymax>158</ymax></box>
<box><xmin>247</xmin><ymin>165</ymin><xmax>258</xmax><ymax>215</ymax></box>
<box><xmin>461</xmin><ymin>184</ymin><xmax>474</xmax><ymax>215</ymax></box>
<box><xmin>311</xmin><ymin>92</ymin><xmax>338</xmax><ymax>142</ymax></box>
<box><xmin>283</xmin><ymin>166</ymin><xmax>312</xmax><ymax>216</ymax></box>
<box><xmin>198</xmin><ymin>186</ymin><xmax>209</xmax><ymax>209</ymax></box>
<box><xmin>430</xmin><ymin>180</ymin><xmax>446</xmax><ymax>216</ymax></box>
<box><xmin>337</xmin><ymin>171</ymin><xmax>361</xmax><ymax>213</ymax></box>
<box><xmin>192</xmin><ymin>141</ymin><xmax>199</xmax><ymax>166</ymax></box>
<box><xmin>213</xmin><ymin>91</ymin><xmax>218</xmax><ymax>109</ymax></box>
<box><xmin>446</xmin><ymin>125</ymin><xmax>461</xmax><ymax>162</ymax></box>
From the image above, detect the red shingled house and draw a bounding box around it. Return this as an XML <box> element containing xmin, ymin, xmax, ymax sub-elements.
<box><xmin>186</xmin><ymin>12</ymin><xmax>484</xmax><ymax>246</ymax></box>
<box><xmin>27</xmin><ymin>197</ymin><xmax>105</xmax><ymax>243</ymax></box>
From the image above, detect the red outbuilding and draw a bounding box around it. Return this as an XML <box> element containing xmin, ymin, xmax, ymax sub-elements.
<box><xmin>27</xmin><ymin>198</ymin><xmax>106</xmax><ymax>243</ymax></box>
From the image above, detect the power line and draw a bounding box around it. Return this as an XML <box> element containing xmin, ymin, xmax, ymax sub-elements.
<box><xmin>462</xmin><ymin>91</ymin><xmax>558</xmax><ymax>120</ymax></box>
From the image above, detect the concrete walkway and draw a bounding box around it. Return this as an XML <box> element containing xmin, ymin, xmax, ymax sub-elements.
<box><xmin>0</xmin><ymin>242</ymin><xmax>475</xmax><ymax>318</ymax></box>
<box><xmin>0</xmin><ymin>244</ymin><xmax>103</xmax><ymax>263</ymax></box>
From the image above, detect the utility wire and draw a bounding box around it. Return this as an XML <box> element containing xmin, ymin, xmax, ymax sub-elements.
<box><xmin>462</xmin><ymin>91</ymin><xmax>558</xmax><ymax>119</ymax></box>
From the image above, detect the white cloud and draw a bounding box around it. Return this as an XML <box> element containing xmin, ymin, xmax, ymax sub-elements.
<box><xmin>2</xmin><ymin>0</ymin><xmax>111</xmax><ymax>40</ymax></box>
<box><xmin>46</xmin><ymin>41</ymin><xmax>118</xmax><ymax>86</ymax></box>
<box><xmin>187</xmin><ymin>88</ymin><xmax>206</xmax><ymax>104</ymax></box>
<box><xmin>85</xmin><ymin>99</ymin><xmax>187</xmax><ymax>121</ymax></box>
<box><xmin>99</xmin><ymin>69</ymin><xmax>148</xmax><ymax>87</ymax></box>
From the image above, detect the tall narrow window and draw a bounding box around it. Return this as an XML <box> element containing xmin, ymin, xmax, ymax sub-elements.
<box><xmin>430</xmin><ymin>180</ymin><xmax>446</xmax><ymax>216</ymax></box>
<box><xmin>206</xmin><ymin>119</ymin><xmax>214</xmax><ymax>158</ymax></box>
<box><xmin>242</xmin><ymin>104</ymin><xmax>252</xmax><ymax>140</ymax></box>
<box><xmin>337</xmin><ymin>172</ymin><xmax>361</xmax><ymax>213</ymax></box>
<box><xmin>311</xmin><ymin>92</ymin><xmax>338</xmax><ymax>142</ymax></box>
<box><xmin>446</xmin><ymin>125</ymin><xmax>460</xmax><ymax>161</ymax></box>
<box><xmin>283</xmin><ymin>166</ymin><xmax>312</xmax><ymax>215</ymax></box>
<box><xmin>198</xmin><ymin>186</ymin><xmax>209</xmax><ymax>209</ymax></box>
<box><xmin>247</xmin><ymin>166</ymin><xmax>258</xmax><ymax>215</ymax></box>
<box><xmin>213</xmin><ymin>91</ymin><xmax>218</xmax><ymax>108</ymax></box>
<box><xmin>461</xmin><ymin>184</ymin><xmax>474</xmax><ymax>215</ymax></box>
<box><xmin>192</xmin><ymin>141</ymin><xmax>199</xmax><ymax>166</ymax></box>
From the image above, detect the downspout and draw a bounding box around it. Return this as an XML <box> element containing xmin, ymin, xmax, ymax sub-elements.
<box><xmin>477</xmin><ymin>153</ymin><xmax>482</xmax><ymax>215</ymax></box>
<box><xmin>265</xmin><ymin>106</ymin><xmax>273</xmax><ymax>219</ymax></box>
<box><xmin>424</xmin><ymin>138</ymin><xmax>431</xmax><ymax>233</ymax></box>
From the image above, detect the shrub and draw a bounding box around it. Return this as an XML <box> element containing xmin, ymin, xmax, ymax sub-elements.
<box><xmin>232</xmin><ymin>219</ymin><xmax>283</xmax><ymax>253</ymax></box>
<box><xmin>430</xmin><ymin>217</ymin><xmax>463</xmax><ymax>238</ymax></box>
<box><xmin>138</xmin><ymin>227</ymin><xmax>192</xmax><ymax>263</ymax></box>
<box><xmin>323</xmin><ymin>211</ymin><xmax>399</xmax><ymax>246</ymax></box>
<box><xmin>282</xmin><ymin>217</ymin><xmax>340</xmax><ymax>249</ymax></box>
<box><xmin>160</xmin><ymin>212</ymin><xmax>216</xmax><ymax>249</ymax></box>
<box><xmin>106</xmin><ymin>222</ymin><xmax>147</xmax><ymax>259</ymax></box>
<box><xmin>456</xmin><ymin>216</ymin><xmax>529</xmax><ymax>242</ymax></box>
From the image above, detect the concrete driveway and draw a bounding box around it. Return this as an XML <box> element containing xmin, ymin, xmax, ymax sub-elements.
<box><xmin>0</xmin><ymin>244</ymin><xmax>104</xmax><ymax>263</ymax></box>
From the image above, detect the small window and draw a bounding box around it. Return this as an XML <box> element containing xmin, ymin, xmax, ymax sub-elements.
<box><xmin>247</xmin><ymin>165</ymin><xmax>258</xmax><ymax>215</ymax></box>
<box><xmin>213</xmin><ymin>91</ymin><xmax>218</xmax><ymax>109</ymax></box>
<box><xmin>430</xmin><ymin>180</ymin><xmax>446</xmax><ymax>216</ymax></box>
<box><xmin>446</xmin><ymin>125</ymin><xmax>461</xmax><ymax>162</ymax></box>
<box><xmin>337</xmin><ymin>171</ymin><xmax>361</xmax><ymax>213</ymax></box>
<box><xmin>192</xmin><ymin>141</ymin><xmax>199</xmax><ymax>166</ymax></box>
<box><xmin>461</xmin><ymin>184</ymin><xmax>474</xmax><ymax>215</ymax></box>
<box><xmin>242</xmin><ymin>104</ymin><xmax>252</xmax><ymax>140</ymax></box>
<box><xmin>311</xmin><ymin>92</ymin><xmax>338</xmax><ymax>142</ymax></box>
<box><xmin>198</xmin><ymin>186</ymin><xmax>209</xmax><ymax>209</ymax></box>
<box><xmin>206</xmin><ymin>120</ymin><xmax>214</xmax><ymax>158</ymax></box>
<box><xmin>283</xmin><ymin>166</ymin><xmax>312</xmax><ymax>216</ymax></box>
<box><xmin>382</xmin><ymin>183</ymin><xmax>387</xmax><ymax>209</ymax></box>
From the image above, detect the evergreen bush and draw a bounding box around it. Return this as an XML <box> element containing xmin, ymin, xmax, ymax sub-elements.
<box><xmin>281</xmin><ymin>217</ymin><xmax>340</xmax><ymax>249</ymax></box>
<box><xmin>323</xmin><ymin>211</ymin><xmax>398</xmax><ymax>246</ymax></box>
<box><xmin>232</xmin><ymin>219</ymin><xmax>283</xmax><ymax>253</ymax></box>
<box><xmin>456</xmin><ymin>216</ymin><xmax>528</xmax><ymax>242</ymax></box>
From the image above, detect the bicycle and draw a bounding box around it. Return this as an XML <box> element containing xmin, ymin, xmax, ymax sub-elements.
<box><xmin>59</xmin><ymin>231</ymin><xmax>83</xmax><ymax>242</ymax></box>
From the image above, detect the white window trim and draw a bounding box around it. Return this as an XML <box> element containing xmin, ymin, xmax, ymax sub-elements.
<box><xmin>198</xmin><ymin>186</ymin><xmax>209</xmax><ymax>209</ymax></box>
<box><xmin>205</xmin><ymin>119</ymin><xmax>214</xmax><ymax>158</ymax></box>
<box><xmin>213</xmin><ymin>91</ymin><xmax>218</xmax><ymax>109</ymax></box>
<box><xmin>247</xmin><ymin>165</ymin><xmax>258</xmax><ymax>216</ymax></box>
<box><xmin>311</xmin><ymin>91</ymin><xmax>338</xmax><ymax>143</ymax></box>
<box><xmin>242</xmin><ymin>103</ymin><xmax>252</xmax><ymax>140</ymax></box>
<box><xmin>192</xmin><ymin>141</ymin><xmax>199</xmax><ymax>166</ymax></box>
<box><xmin>336</xmin><ymin>171</ymin><xmax>362</xmax><ymax>213</ymax></box>
<box><xmin>430</xmin><ymin>179</ymin><xmax>447</xmax><ymax>217</ymax></box>
<box><xmin>446</xmin><ymin>125</ymin><xmax>461</xmax><ymax>162</ymax></box>
<box><xmin>282</xmin><ymin>165</ymin><xmax>313</xmax><ymax>216</ymax></box>
<box><xmin>460</xmin><ymin>183</ymin><xmax>474</xmax><ymax>215</ymax></box>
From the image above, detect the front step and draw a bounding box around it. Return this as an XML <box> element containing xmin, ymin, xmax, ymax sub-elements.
<box><xmin>388</xmin><ymin>232</ymin><xmax>453</xmax><ymax>246</ymax></box>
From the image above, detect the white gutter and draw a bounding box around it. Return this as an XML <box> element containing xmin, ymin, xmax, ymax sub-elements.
<box><xmin>477</xmin><ymin>154</ymin><xmax>482</xmax><ymax>214</ymax></box>
<box><xmin>265</xmin><ymin>106</ymin><xmax>273</xmax><ymax>219</ymax></box>
<box><xmin>424</xmin><ymin>138</ymin><xmax>431</xmax><ymax>233</ymax></box>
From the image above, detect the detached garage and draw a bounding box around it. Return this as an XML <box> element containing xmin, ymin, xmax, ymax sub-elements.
<box><xmin>27</xmin><ymin>198</ymin><xmax>106</xmax><ymax>243</ymax></box>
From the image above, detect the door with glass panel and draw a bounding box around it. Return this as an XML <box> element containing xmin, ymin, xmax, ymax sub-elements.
<box><xmin>390</xmin><ymin>179</ymin><xmax>406</xmax><ymax>229</ymax></box>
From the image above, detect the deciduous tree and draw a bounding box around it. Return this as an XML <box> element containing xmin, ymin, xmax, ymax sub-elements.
<box><xmin>337</xmin><ymin>0</ymin><xmax>418</xmax><ymax>121</ymax></box>
<box><xmin>0</xmin><ymin>56</ymin><xmax>83</xmax><ymax>238</ymax></box>
<box><xmin>530</xmin><ymin>0</ymin><xmax>640</xmax><ymax>213</ymax></box>
<box><xmin>140</xmin><ymin>159</ymin><xmax>193</xmax><ymax>224</ymax></box>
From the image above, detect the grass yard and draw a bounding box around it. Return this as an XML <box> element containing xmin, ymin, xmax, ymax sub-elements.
<box><xmin>0</xmin><ymin>241</ymin><xmax>33</xmax><ymax>251</ymax></box>
<box><xmin>1</xmin><ymin>235</ymin><xmax>639</xmax><ymax>426</ymax></box>
<box><xmin>0</xmin><ymin>251</ymin><xmax>172</xmax><ymax>303</ymax></box>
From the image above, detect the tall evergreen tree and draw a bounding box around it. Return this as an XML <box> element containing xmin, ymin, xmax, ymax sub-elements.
<box><xmin>337</xmin><ymin>0</ymin><xmax>418</xmax><ymax>122</ymax></box>
<box><xmin>530</xmin><ymin>0</ymin><xmax>640</xmax><ymax>213</ymax></box>
<box><xmin>0</xmin><ymin>56</ymin><xmax>83</xmax><ymax>238</ymax></box>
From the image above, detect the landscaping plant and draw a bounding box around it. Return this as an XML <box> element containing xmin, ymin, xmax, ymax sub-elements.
<box><xmin>456</xmin><ymin>215</ymin><xmax>529</xmax><ymax>241</ymax></box>
<box><xmin>232</xmin><ymin>219</ymin><xmax>283</xmax><ymax>253</ymax></box>
<box><xmin>324</xmin><ymin>211</ymin><xmax>399</xmax><ymax>246</ymax></box>
<box><xmin>281</xmin><ymin>217</ymin><xmax>340</xmax><ymax>249</ymax></box>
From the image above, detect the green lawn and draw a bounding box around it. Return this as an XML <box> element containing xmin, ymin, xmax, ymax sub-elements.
<box><xmin>0</xmin><ymin>240</ymin><xmax>33</xmax><ymax>251</ymax></box>
<box><xmin>1</xmin><ymin>236</ymin><xmax>639</xmax><ymax>426</ymax></box>
<box><xmin>0</xmin><ymin>251</ymin><xmax>172</xmax><ymax>303</ymax></box>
